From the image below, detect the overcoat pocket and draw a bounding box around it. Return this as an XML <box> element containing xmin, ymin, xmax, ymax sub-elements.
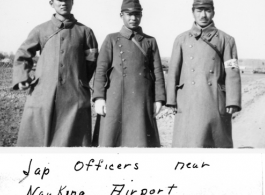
<box><xmin>175</xmin><ymin>83</ymin><xmax>184</xmax><ymax>113</ymax></box>
<box><xmin>104</xmin><ymin>66</ymin><xmax>114</xmax><ymax>88</ymax></box>
<box><xmin>217</xmin><ymin>84</ymin><xmax>226</xmax><ymax>115</ymax></box>
<box><xmin>78</xmin><ymin>80</ymin><xmax>91</xmax><ymax>108</ymax></box>
<box><xmin>176</xmin><ymin>83</ymin><xmax>184</xmax><ymax>90</ymax></box>
<box><xmin>79</xmin><ymin>79</ymin><xmax>93</xmax><ymax>92</ymax></box>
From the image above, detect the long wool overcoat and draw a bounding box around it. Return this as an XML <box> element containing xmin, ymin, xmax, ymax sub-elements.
<box><xmin>167</xmin><ymin>22</ymin><xmax>242</xmax><ymax>148</ymax></box>
<box><xmin>12</xmin><ymin>15</ymin><xmax>98</xmax><ymax>147</ymax></box>
<box><xmin>92</xmin><ymin>26</ymin><xmax>166</xmax><ymax>147</ymax></box>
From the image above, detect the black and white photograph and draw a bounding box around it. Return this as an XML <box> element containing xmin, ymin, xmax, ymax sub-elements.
<box><xmin>0</xmin><ymin>0</ymin><xmax>265</xmax><ymax>194</ymax></box>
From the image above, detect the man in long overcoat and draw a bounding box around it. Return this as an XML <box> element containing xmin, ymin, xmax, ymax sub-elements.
<box><xmin>12</xmin><ymin>0</ymin><xmax>98</xmax><ymax>147</ymax></box>
<box><xmin>92</xmin><ymin>0</ymin><xmax>166</xmax><ymax>147</ymax></box>
<box><xmin>167</xmin><ymin>0</ymin><xmax>241</xmax><ymax>148</ymax></box>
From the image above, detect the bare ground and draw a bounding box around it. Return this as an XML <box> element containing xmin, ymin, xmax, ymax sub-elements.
<box><xmin>233</xmin><ymin>77</ymin><xmax>265</xmax><ymax>148</ymax></box>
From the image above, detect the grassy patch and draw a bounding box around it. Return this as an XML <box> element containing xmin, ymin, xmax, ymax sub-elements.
<box><xmin>0</xmin><ymin>67</ymin><xmax>27</xmax><ymax>146</ymax></box>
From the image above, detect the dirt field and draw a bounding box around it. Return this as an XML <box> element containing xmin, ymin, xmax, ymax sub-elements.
<box><xmin>233</xmin><ymin>75</ymin><xmax>265</xmax><ymax>148</ymax></box>
<box><xmin>0</xmin><ymin>67</ymin><xmax>26</xmax><ymax>146</ymax></box>
<box><xmin>1</xmin><ymin>67</ymin><xmax>265</xmax><ymax>147</ymax></box>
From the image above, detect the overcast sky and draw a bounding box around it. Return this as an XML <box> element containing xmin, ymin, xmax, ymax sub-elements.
<box><xmin>0</xmin><ymin>0</ymin><xmax>264</xmax><ymax>59</ymax></box>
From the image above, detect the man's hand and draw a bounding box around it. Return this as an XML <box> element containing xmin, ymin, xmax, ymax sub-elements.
<box><xmin>153</xmin><ymin>101</ymin><xmax>162</xmax><ymax>118</ymax></box>
<box><xmin>95</xmin><ymin>99</ymin><xmax>107</xmax><ymax>116</ymax></box>
<box><xmin>226</xmin><ymin>106</ymin><xmax>239</xmax><ymax>114</ymax></box>
<box><xmin>18</xmin><ymin>82</ymin><xmax>30</xmax><ymax>90</ymax></box>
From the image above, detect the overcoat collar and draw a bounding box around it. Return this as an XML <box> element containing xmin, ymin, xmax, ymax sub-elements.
<box><xmin>51</xmin><ymin>14</ymin><xmax>77</xmax><ymax>29</ymax></box>
<box><xmin>119</xmin><ymin>26</ymin><xmax>144</xmax><ymax>41</ymax></box>
<box><xmin>190</xmin><ymin>21</ymin><xmax>218</xmax><ymax>41</ymax></box>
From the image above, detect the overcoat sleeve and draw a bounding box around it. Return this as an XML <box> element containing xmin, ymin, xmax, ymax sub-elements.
<box><xmin>12</xmin><ymin>27</ymin><xmax>41</xmax><ymax>90</ymax></box>
<box><xmin>84</xmin><ymin>29</ymin><xmax>98</xmax><ymax>62</ymax></box>
<box><xmin>166</xmin><ymin>36</ymin><xmax>183</xmax><ymax>106</ymax></box>
<box><xmin>223</xmin><ymin>37</ymin><xmax>242</xmax><ymax>110</ymax></box>
<box><xmin>92</xmin><ymin>35</ymin><xmax>113</xmax><ymax>101</ymax></box>
<box><xmin>84</xmin><ymin>29</ymin><xmax>98</xmax><ymax>82</ymax></box>
<box><xmin>151</xmin><ymin>39</ymin><xmax>166</xmax><ymax>103</ymax></box>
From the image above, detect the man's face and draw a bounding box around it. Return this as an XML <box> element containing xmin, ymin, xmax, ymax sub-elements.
<box><xmin>193</xmin><ymin>7</ymin><xmax>215</xmax><ymax>28</ymax></box>
<box><xmin>50</xmin><ymin>0</ymin><xmax>73</xmax><ymax>16</ymax></box>
<box><xmin>121</xmin><ymin>12</ymin><xmax>142</xmax><ymax>30</ymax></box>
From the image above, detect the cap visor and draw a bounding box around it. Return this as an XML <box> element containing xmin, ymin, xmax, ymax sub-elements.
<box><xmin>122</xmin><ymin>8</ymin><xmax>142</xmax><ymax>13</ymax></box>
<box><xmin>193</xmin><ymin>4</ymin><xmax>213</xmax><ymax>8</ymax></box>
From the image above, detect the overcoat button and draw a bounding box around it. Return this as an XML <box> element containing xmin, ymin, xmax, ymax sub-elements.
<box><xmin>209</xmin><ymin>70</ymin><xmax>214</xmax><ymax>73</ymax></box>
<box><xmin>208</xmin><ymin>82</ymin><xmax>212</xmax><ymax>86</ymax></box>
<box><xmin>191</xmin><ymin>69</ymin><xmax>195</xmax><ymax>72</ymax></box>
<box><xmin>123</xmin><ymin>74</ymin><xmax>126</xmax><ymax>77</ymax></box>
<box><xmin>61</xmin><ymin>50</ymin><xmax>64</xmax><ymax>54</ymax></box>
<box><xmin>190</xmin><ymin>57</ymin><xmax>193</xmax><ymax>60</ymax></box>
<box><xmin>192</xmin><ymin>81</ymin><xmax>195</xmax><ymax>85</ymax></box>
<box><xmin>189</xmin><ymin>45</ymin><xmax>193</xmax><ymax>48</ymax></box>
<box><xmin>122</xmin><ymin>59</ymin><xmax>126</xmax><ymax>62</ymax></box>
<box><xmin>61</xmin><ymin>37</ymin><xmax>64</xmax><ymax>41</ymax></box>
<box><xmin>120</xmin><ymin>51</ymin><xmax>124</xmax><ymax>54</ymax></box>
<box><xmin>119</xmin><ymin>45</ymin><xmax>122</xmax><ymax>47</ymax></box>
<box><xmin>212</xmin><ymin>57</ymin><xmax>215</xmax><ymax>60</ymax></box>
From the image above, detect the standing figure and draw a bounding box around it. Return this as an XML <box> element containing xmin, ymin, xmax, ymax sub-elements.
<box><xmin>167</xmin><ymin>0</ymin><xmax>241</xmax><ymax>148</ymax></box>
<box><xmin>12</xmin><ymin>0</ymin><xmax>98</xmax><ymax>147</ymax></box>
<box><xmin>93</xmin><ymin>0</ymin><xmax>166</xmax><ymax>147</ymax></box>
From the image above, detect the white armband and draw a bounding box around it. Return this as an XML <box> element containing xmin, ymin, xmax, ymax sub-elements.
<box><xmin>85</xmin><ymin>48</ymin><xmax>98</xmax><ymax>62</ymax></box>
<box><xmin>85</xmin><ymin>48</ymin><xmax>98</xmax><ymax>54</ymax></box>
<box><xmin>224</xmin><ymin>59</ymin><xmax>239</xmax><ymax>69</ymax></box>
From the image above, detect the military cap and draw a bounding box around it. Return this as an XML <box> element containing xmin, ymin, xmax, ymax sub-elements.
<box><xmin>193</xmin><ymin>0</ymin><xmax>214</xmax><ymax>8</ymax></box>
<box><xmin>121</xmin><ymin>0</ymin><xmax>143</xmax><ymax>13</ymax></box>
<box><xmin>50</xmin><ymin>0</ymin><xmax>74</xmax><ymax>2</ymax></box>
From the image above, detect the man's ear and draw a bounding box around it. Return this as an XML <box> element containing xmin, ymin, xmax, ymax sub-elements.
<box><xmin>49</xmin><ymin>1</ymin><xmax>53</xmax><ymax>7</ymax></box>
<box><xmin>120</xmin><ymin>12</ymin><xmax>123</xmax><ymax>18</ymax></box>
